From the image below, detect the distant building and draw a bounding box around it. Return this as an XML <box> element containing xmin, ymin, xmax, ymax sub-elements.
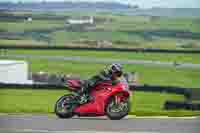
<box><xmin>97</xmin><ymin>40</ymin><xmax>113</xmax><ymax>48</ymax></box>
<box><xmin>27</xmin><ymin>17</ymin><xmax>32</xmax><ymax>22</ymax></box>
<box><xmin>66</xmin><ymin>16</ymin><xmax>94</xmax><ymax>25</ymax></box>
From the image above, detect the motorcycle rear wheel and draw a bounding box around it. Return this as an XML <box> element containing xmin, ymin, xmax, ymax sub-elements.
<box><xmin>54</xmin><ymin>94</ymin><xmax>77</xmax><ymax>118</ymax></box>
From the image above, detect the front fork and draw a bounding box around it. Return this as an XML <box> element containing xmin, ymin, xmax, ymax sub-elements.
<box><xmin>114</xmin><ymin>94</ymin><xmax>126</xmax><ymax>104</ymax></box>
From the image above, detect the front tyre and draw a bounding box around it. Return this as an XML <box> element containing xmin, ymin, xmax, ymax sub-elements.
<box><xmin>106</xmin><ymin>94</ymin><xmax>130</xmax><ymax>120</ymax></box>
<box><xmin>54</xmin><ymin>94</ymin><xmax>77</xmax><ymax>119</ymax></box>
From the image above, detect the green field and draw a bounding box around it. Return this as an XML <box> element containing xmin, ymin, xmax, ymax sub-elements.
<box><xmin>1</xmin><ymin>49</ymin><xmax>200</xmax><ymax>88</ymax></box>
<box><xmin>0</xmin><ymin>11</ymin><xmax>200</xmax><ymax>49</ymax></box>
<box><xmin>1</xmin><ymin>56</ymin><xmax>199</xmax><ymax>88</ymax></box>
<box><xmin>0</xmin><ymin>39</ymin><xmax>47</xmax><ymax>46</ymax></box>
<box><xmin>0</xmin><ymin>20</ymin><xmax>63</xmax><ymax>32</ymax></box>
<box><xmin>5</xmin><ymin>49</ymin><xmax>200</xmax><ymax>64</ymax></box>
<box><xmin>1</xmin><ymin>88</ymin><xmax>199</xmax><ymax>116</ymax></box>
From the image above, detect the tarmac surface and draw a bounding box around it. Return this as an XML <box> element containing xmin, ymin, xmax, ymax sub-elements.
<box><xmin>0</xmin><ymin>114</ymin><xmax>199</xmax><ymax>133</ymax></box>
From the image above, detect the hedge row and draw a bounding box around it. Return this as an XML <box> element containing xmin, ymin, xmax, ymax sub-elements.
<box><xmin>164</xmin><ymin>101</ymin><xmax>200</xmax><ymax>111</ymax></box>
<box><xmin>0</xmin><ymin>83</ymin><xmax>66</xmax><ymax>90</ymax></box>
<box><xmin>130</xmin><ymin>84</ymin><xmax>192</xmax><ymax>100</ymax></box>
<box><xmin>1</xmin><ymin>45</ymin><xmax>200</xmax><ymax>54</ymax></box>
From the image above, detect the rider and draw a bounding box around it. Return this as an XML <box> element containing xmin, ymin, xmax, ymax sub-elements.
<box><xmin>77</xmin><ymin>63</ymin><xmax>123</xmax><ymax>103</ymax></box>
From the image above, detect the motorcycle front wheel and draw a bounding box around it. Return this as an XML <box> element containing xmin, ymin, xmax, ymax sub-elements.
<box><xmin>106</xmin><ymin>94</ymin><xmax>130</xmax><ymax>120</ymax></box>
<box><xmin>54</xmin><ymin>94</ymin><xmax>77</xmax><ymax>119</ymax></box>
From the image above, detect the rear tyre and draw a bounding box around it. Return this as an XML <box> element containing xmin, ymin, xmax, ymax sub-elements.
<box><xmin>54</xmin><ymin>94</ymin><xmax>77</xmax><ymax>119</ymax></box>
<box><xmin>106</xmin><ymin>94</ymin><xmax>130</xmax><ymax>120</ymax></box>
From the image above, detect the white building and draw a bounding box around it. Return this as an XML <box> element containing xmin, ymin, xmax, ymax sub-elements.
<box><xmin>27</xmin><ymin>17</ymin><xmax>33</xmax><ymax>22</ymax></box>
<box><xmin>0</xmin><ymin>60</ymin><xmax>32</xmax><ymax>84</ymax></box>
<box><xmin>67</xmin><ymin>16</ymin><xmax>94</xmax><ymax>25</ymax></box>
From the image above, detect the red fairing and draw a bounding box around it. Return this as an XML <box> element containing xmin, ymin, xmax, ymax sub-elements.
<box><xmin>74</xmin><ymin>81</ymin><xmax>130</xmax><ymax>115</ymax></box>
<box><xmin>66</xmin><ymin>79</ymin><xmax>82</xmax><ymax>90</ymax></box>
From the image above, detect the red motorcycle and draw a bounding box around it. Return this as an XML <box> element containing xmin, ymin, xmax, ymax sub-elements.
<box><xmin>55</xmin><ymin>79</ymin><xmax>131</xmax><ymax>120</ymax></box>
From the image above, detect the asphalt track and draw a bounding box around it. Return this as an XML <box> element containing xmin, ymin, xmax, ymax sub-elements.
<box><xmin>0</xmin><ymin>114</ymin><xmax>199</xmax><ymax>133</ymax></box>
<box><xmin>2</xmin><ymin>54</ymin><xmax>200</xmax><ymax>69</ymax></box>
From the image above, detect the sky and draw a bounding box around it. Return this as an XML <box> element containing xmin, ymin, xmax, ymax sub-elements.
<box><xmin>0</xmin><ymin>0</ymin><xmax>200</xmax><ymax>8</ymax></box>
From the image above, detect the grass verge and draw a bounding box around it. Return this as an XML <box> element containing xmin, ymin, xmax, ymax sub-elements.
<box><xmin>1</xmin><ymin>88</ymin><xmax>199</xmax><ymax>116</ymax></box>
<box><xmin>0</xmin><ymin>56</ymin><xmax>200</xmax><ymax>88</ymax></box>
<box><xmin>3</xmin><ymin>49</ymin><xmax>200</xmax><ymax>64</ymax></box>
